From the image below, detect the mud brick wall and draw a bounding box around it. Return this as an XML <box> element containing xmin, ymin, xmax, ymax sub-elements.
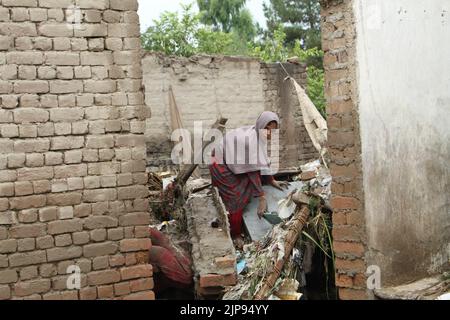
<box><xmin>261</xmin><ymin>62</ymin><xmax>319</xmax><ymax>169</ymax></box>
<box><xmin>143</xmin><ymin>53</ymin><xmax>318</xmax><ymax>172</ymax></box>
<box><xmin>143</xmin><ymin>53</ymin><xmax>265</xmax><ymax>172</ymax></box>
<box><xmin>0</xmin><ymin>0</ymin><xmax>153</xmax><ymax>300</ymax></box>
<box><xmin>321</xmin><ymin>0</ymin><xmax>369</xmax><ymax>300</ymax></box>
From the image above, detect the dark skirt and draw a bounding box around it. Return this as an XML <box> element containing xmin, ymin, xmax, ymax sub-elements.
<box><xmin>209</xmin><ymin>157</ymin><xmax>271</xmax><ymax>237</ymax></box>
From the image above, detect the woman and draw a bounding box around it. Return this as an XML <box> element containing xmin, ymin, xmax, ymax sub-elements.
<box><xmin>209</xmin><ymin>111</ymin><xmax>288</xmax><ymax>246</ymax></box>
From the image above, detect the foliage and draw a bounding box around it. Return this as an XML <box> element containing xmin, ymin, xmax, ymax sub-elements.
<box><xmin>141</xmin><ymin>4</ymin><xmax>199</xmax><ymax>57</ymax></box>
<box><xmin>251</xmin><ymin>25</ymin><xmax>288</xmax><ymax>63</ymax></box>
<box><xmin>292</xmin><ymin>41</ymin><xmax>326</xmax><ymax>117</ymax></box>
<box><xmin>306</xmin><ymin>65</ymin><xmax>326</xmax><ymax>118</ymax></box>
<box><xmin>141</xmin><ymin>4</ymin><xmax>243</xmax><ymax>57</ymax></box>
<box><xmin>197</xmin><ymin>0</ymin><xmax>256</xmax><ymax>41</ymax></box>
<box><xmin>263</xmin><ymin>0</ymin><xmax>322</xmax><ymax>49</ymax></box>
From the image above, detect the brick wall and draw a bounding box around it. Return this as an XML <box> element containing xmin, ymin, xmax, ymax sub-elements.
<box><xmin>261</xmin><ymin>62</ymin><xmax>318</xmax><ymax>169</ymax></box>
<box><xmin>143</xmin><ymin>53</ymin><xmax>318</xmax><ymax>172</ymax></box>
<box><xmin>321</xmin><ymin>0</ymin><xmax>370</xmax><ymax>300</ymax></box>
<box><xmin>0</xmin><ymin>0</ymin><xmax>154</xmax><ymax>300</ymax></box>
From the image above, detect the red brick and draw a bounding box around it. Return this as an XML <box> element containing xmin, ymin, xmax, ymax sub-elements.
<box><xmin>88</xmin><ymin>270</ymin><xmax>120</xmax><ymax>286</ymax></box>
<box><xmin>336</xmin><ymin>274</ymin><xmax>353</xmax><ymax>288</ymax></box>
<box><xmin>80</xmin><ymin>286</ymin><xmax>97</xmax><ymax>300</ymax></box>
<box><xmin>122</xmin><ymin>291</ymin><xmax>155</xmax><ymax>300</ymax></box>
<box><xmin>130</xmin><ymin>278</ymin><xmax>154</xmax><ymax>293</ymax></box>
<box><xmin>97</xmin><ymin>285</ymin><xmax>114</xmax><ymax>299</ymax></box>
<box><xmin>327</xmin><ymin>115</ymin><xmax>341</xmax><ymax>129</ymax></box>
<box><xmin>353</xmin><ymin>273</ymin><xmax>367</xmax><ymax>288</ymax></box>
<box><xmin>328</xmin><ymin>99</ymin><xmax>353</xmax><ymax>114</ymax></box>
<box><xmin>332</xmin><ymin>212</ymin><xmax>347</xmax><ymax>225</ymax></box>
<box><xmin>119</xmin><ymin>239</ymin><xmax>151</xmax><ymax>253</ymax></box>
<box><xmin>114</xmin><ymin>281</ymin><xmax>130</xmax><ymax>296</ymax></box>
<box><xmin>134</xmin><ymin>226</ymin><xmax>150</xmax><ymax>238</ymax></box>
<box><xmin>331</xmin><ymin>196</ymin><xmax>359</xmax><ymax>210</ymax></box>
<box><xmin>120</xmin><ymin>265</ymin><xmax>153</xmax><ymax>280</ymax></box>
<box><xmin>339</xmin><ymin>288</ymin><xmax>368</xmax><ymax>300</ymax></box>
<box><xmin>333</xmin><ymin>241</ymin><xmax>365</xmax><ymax>257</ymax></box>
<box><xmin>343</xmin><ymin>180</ymin><xmax>358</xmax><ymax>193</ymax></box>
<box><xmin>323</xmin><ymin>52</ymin><xmax>337</xmax><ymax>65</ymax></box>
<box><xmin>332</xmin><ymin>225</ymin><xmax>361</xmax><ymax>242</ymax></box>
<box><xmin>335</xmin><ymin>258</ymin><xmax>366</xmax><ymax>273</ymax></box>
<box><xmin>61</xmin><ymin>291</ymin><xmax>79</xmax><ymax>300</ymax></box>
<box><xmin>300</xmin><ymin>171</ymin><xmax>316</xmax><ymax>181</ymax></box>
<box><xmin>197</xmin><ymin>286</ymin><xmax>225</xmax><ymax>297</ymax></box>
<box><xmin>330</xmin><ymin>164</ymin><xmax>358</xmax><ymax>179</ymax></box>
<box><xmin>109</xmin><ymin>255</ymin><xmax>125</xmax><ymax>267</ymax></box>
<box><xmin>346</xmin><ymin>211</ymin><xmax>364</xmax><ymax>226</ymax></box>
<box><xmin>125</xmin><ymin>253</ymin><xmax>136</xmax><ymax>266</ymax></box>
<box><xmin>199</xmin><ymin>273</ymin><xmax>237</xmax><ymax>288</ymax></box>
<box><xmin>328</xmin><ymin>131</ymin><xmax>355</xmax><ymax>146</ymax></box>
<box><xmin>214</xmin><ymin>256</ymin><xmax>236</xmax><ymax>269</ymax></box>
<box><xmin>331</xmin><ymin>182</ymin><xmax>344</xmax><ymax>194</ymax></box>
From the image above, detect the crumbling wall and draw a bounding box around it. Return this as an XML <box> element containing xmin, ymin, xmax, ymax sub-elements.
<box><xmin>261</xmin><ymin>62</ymin><xmax>318</xmax><ymax>169</ymax></box>
<box><xmin>142</xmin><ymin>53</ymin><xmax>318</xmax><ymax>172</ymax></box>
<box><xmin>0</xmin><ymin>0</ymin><xmax>153</xmax><ymax>300</ymax></box>
<box><xmin>321</xmin><ymin>0</ymin><xmax>369</xmax><ymax>300</ymax></box>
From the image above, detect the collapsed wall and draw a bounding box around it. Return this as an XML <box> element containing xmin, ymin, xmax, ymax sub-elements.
<box><xmin>0</xmin><ymin>0</ymin><xmax>153</xmax><ymax>300</ymax></box>
<box><xmin>142</xmin><ymin>53</ymin><xmax>319</xmax><ymax>172</ymax></box>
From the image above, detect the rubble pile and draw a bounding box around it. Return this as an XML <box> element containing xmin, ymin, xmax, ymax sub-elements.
<box><xmin>223</xmin><ymin>160</ymin><xmax>334</xmax><ymax>300</ymax></box>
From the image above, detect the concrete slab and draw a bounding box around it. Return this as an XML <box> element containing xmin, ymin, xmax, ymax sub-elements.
<box><xmin>243</xmin><ymin>181</ymin><xmax>304</xmax><ymax>241</ymax></box>
<box><xmin>185</xmin><ymin>187</ymin><xmax>237</xmax><ymax>291</ymax></box>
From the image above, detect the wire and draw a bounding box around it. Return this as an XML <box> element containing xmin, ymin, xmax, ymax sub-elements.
<box><xmin>277</xmin><ymin>61</ymin><xmax>292</xmax><ymax>79</ymax></box>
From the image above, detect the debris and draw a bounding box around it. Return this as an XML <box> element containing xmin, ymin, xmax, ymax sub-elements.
<box><xmin>274</xmin><ymin>279</ymin><xmax>303</xmax><ymax>300</ymax></box>
<box><xmin>237</xmin><ymin>260</ymin><xmax>246</xmax><ymax>275</ymax></box>
<box><xmin>263</xmin><ymin>213</ymin><xmax>284</xmax><ymax>225</ymax></box>
<box><xmin>277</xmin><ymin>193</ymin><xmax>296</xmax><ymax>219</ymax></box>
<box><xmin>254</xmin><ymin>206</ymin><xmax>310</xmax><ymax>300</ymax></box>
<box><xmin>148</xmin><ymin>172</ymin><xmax>163</xmax><ymax>191</ymax></box>
<box><xmin>300</xmin><ymin>170</ymin><xmax>316</xmax><ymax>181</ymax></box>
<box><xmin>222</xmin><ymin>158</ymin><xmax>335</xmax><ymax>301</ymax></box>
<box><xmin>242</xmin><ymin>181</ymin><xmax>304</xmax><ymax>242</ymax></box>
<box><xmin>300</xmin><ymin>160</ymin><xmax>321</xmax><ymax>172</ymax></box>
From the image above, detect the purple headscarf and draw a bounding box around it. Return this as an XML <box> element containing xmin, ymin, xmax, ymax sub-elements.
<box><xmin>216</xmin><ymin>111</ymin><xmax>280</xmax><ymax>175</ymax></box>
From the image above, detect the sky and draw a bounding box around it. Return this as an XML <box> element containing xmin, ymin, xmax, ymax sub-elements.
<box><xmin>137</xmin><ymin>0</ymin><xmax>268</xmax><ymax>32</ymax></box>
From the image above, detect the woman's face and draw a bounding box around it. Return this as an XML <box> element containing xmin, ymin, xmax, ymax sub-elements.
<box><xmin>264</xmin><ymin>121</ymin><xmax>278</xmax><ymax>140</ymax></box>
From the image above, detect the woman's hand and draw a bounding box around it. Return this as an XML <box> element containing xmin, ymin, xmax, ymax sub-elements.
<box><xmin>271</xmin><ymin>180</ymin><xmax>290</xmax><ymax>191</ymax></box>
<box><xmin>257</xmin><ymin>196</ymin><xmax>268</xmax><ymax>219</ymax></box>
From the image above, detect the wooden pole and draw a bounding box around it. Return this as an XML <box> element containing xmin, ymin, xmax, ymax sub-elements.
<box><xmin>253</xmin><ymin>205</ymin><xmax>310</xmax><ymax>300</ymax></box>
<box><xmin>175</xmin><ymin>117</ymin><xmax>228</xmax><ymax>187</ymax></box>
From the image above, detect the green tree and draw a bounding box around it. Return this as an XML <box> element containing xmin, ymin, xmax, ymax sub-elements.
<box><xmin>263</xmin><ymin>0</ymin><xmax>321</xmax><ymax>49</ymax></box>
<box><xmin>197</xmin><ymin>0</ymin><xmax>257</xmax><ymax>41</ymax></box>
<box><xmin>141</xmin><ymin>4</ymin><xmax>199</xmax><ymax>57</ymax></box>
<box><xmin>251</xmin><ymin>25</ymin><xmax>288</xmax><ymax>63</ymax></box>
<box><xmin>141</xmin><ymin>4</ymin><xmax>244</xmax><ymax>57</ymax></box>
